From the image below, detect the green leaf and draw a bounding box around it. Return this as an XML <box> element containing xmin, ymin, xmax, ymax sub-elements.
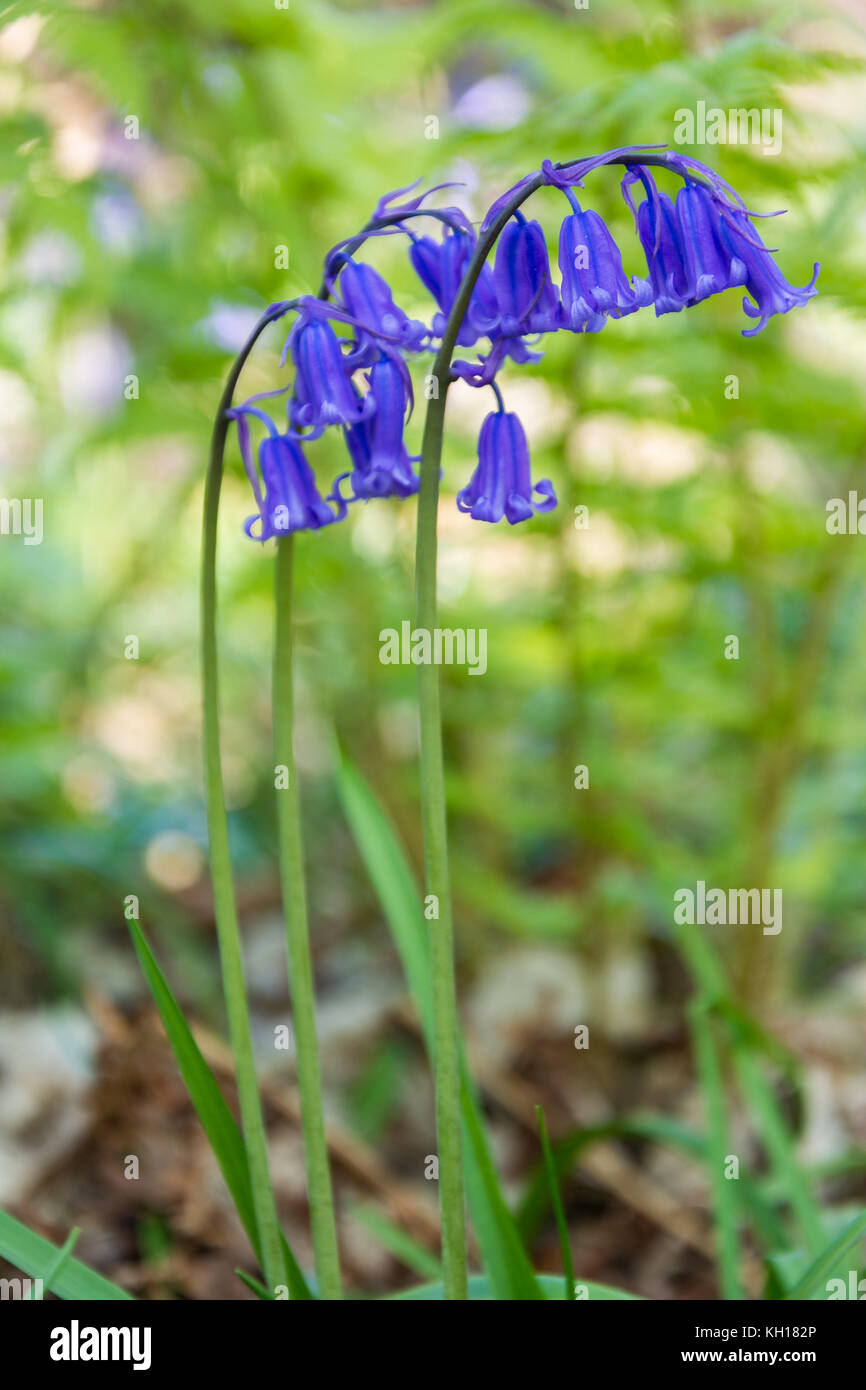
<box><xmin>128</xmin><ymin>919</ymin><xmax>313</xmax><ymax>1300</ymax></box>
<box><xmin>0</xmin><ymin>1210</ymin><xmax>132</xmax><ymax>1301</ymax></box>
<box><xmin>518</xmin><ymin>1110</ymin><xmax>787</xmax><ymax>1254</ymax></box>
<box><xmin>390</xmin><ymin>1273</ymin><xmax>639</xmax><ymax>1301</ymax></box>
<box><xmin>518</xmin><ymin>1114</ymin><xmax>704</xmax><ymax>1238</ymax></box>
<box><xmin>688</xmin><ymin>1001</ymin><xmax>743</xmax><ymax>1300</ymax></box>
<box><xmin>26</xmin><ymin>1227</ymin><xmax>81</xmax><ymax>1300</ymax></box>
<box><xmin>731</xmin><ymin>1038</ymin><xmax>825</xmax><ymax>1258</ymax></box>
<box><xmin>784</xmin><ymin>1207</ymin><xmax>866</xmax><ymax>1301</ymax></box>
<box><xmin>335</xmin><ymin>750</ymin><xmax>544</xmax><ymax>1300</ymax></box>
<box><xmin>536</xmin><ymin>1105</ymin><xmax>576</xmax><ymax>1301</ymax></box>
<box><xmin>235</xmin><ymin>1268</ymin><xmax>276</xmax><ymax>1300</ymax></box>
<box><xmin>350</xmin><ymin>1204</ymin><xmax>442</xmax><ymax>1282</ymax></box>
<box><xmin>765</xmin><ymin>1202</ymin><xmax>863</xmax><ymax>1299</ymax></box>
<box><xmin>459</xmin><ymin>1076</ymin><xmax>546</xmax><ymax>1299</ymax></box>
<box><xmin>335</xmin><ymin>755</ymin><xmax>432</xmax><ymax>1029</ymax></box>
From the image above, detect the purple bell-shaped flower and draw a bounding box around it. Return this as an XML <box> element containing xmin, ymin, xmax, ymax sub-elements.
<box><xmin>409</xmin><ymin>228</ymin><xmax>498</xmax><ymax>346</ymax></box>
<box><xmin>457</xmin><ymin>408</ymin><xmax>556</xmax><ymax>525</ymax></box>
<box><xmin>244</xmin><ymin>432</ymin><xmax>345</xmax><ymax>540</ymax></box>
<box><xmin>336</xmin><ymin>258</ymin><xmax>429</xmax><ymax>352</ymax></box>
<box><xmin>558</xmin><ymin>191</ymin><xmax>652</xmax><ymax>332</ymax></box>
<box><xmin>331</xmin><ymin>356</ymin><xmax>420</xmax><ymax>502</ymax></box>
<box><xmin>492</xmin><ymin>215</ymin><xmax>562</xmax><ymax>337</ymax></box>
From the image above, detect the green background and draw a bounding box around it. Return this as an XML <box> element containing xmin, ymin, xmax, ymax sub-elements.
<box><xmin>0</xmin><ymin>0</ymin><xmax>863</xmax><ymax>1297</ymax></box>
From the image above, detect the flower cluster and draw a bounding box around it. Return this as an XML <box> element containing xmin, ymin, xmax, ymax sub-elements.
<box><xmin>232</xmin><ymin>150</ymin><xmax>818</xmax><ymax>540</ymax></box>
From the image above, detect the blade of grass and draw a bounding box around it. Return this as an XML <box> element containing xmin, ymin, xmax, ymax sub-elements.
<box><xmin>335</xmin><ymin>750</ymin><xmax>544</xmax><ymax>1300</ymax></box>
<box><xmin>516</xmin><ymin>1113</ymin><xmax>787</xmax><ymax>1253</ymax></box>
<box><xmin>731</xmin><ymin>1034</ymin><xmax>825</xmax><ymax>1257</ymax></box>
<box><xmin>765</xmin><ymin>1204</ymin><xmax>864</xmax><ymax>1297</ymax></box>
<box><xmin>128</xmin><ymin>919</ymin><xmax>313</xmax><ymax>1299</ymax></box>
<box><xmin>718</xmin><ymin>1000</ymin><xmax>802</xmax><ymax>1084</ymax></box>
<box><xmin>336</xmin><ymin>752</ymin><xmax>431</xmax><ymax>1023</ymax></box>
<box><xmin>674</xmin><ymin>900</ymin><xmax>821</xmax><ymax>1261</ymax></box>
<box><xmin>391</xmin><ymin>1273</ymin><xmax>638</xmax><ymax>1300</ymax></box>
<box><xmin>459</xmin><ymin>1075</ymin><xmax>545</xmax><ymax>1299</ymax></box>
<box><xmin>351</xmin><ymin>1204</ymin><xmax>442</xmax><ymax>1282</ymax></box>
<box><xmin>236</xmin><ymin>1269</ymin><xmax>276</xmax><ymax>1299</ymax></box>
<box><xmin>25</xmin><ymin>1227</ymin><xmax>80</xmax><ymax>1300</ymax></box>
<box><xmin>688</xmin><ymin>1000</ymin><xmax>744</xmax><ymax>1299</ymax></box>
<box><xmin>0</xmin><ymin>1210</ymin><xmax>132</xmax><ymax>1301</ymax></box>
<box><xmin>785</xmin><ymin>1208</ymin><xmax>866</xmax><ymax>1300</ymax></box>
<box><xmin>518</xmin><ymin>1115</ymin><xmax>703</xmax><ymax>1237</ymax></box>
<box><xmin>536</xmin><ymin>1106</ymin><xmax>575</xmax><ymax>1301</ymax></box>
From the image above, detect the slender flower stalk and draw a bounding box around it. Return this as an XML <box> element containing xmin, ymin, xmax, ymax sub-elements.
<box><xmin>273</xmin><ymin>536</ymin><xmax>342</xmax><ymax>1300</ymax></box>
<box><xmin>413</xmin><ymin>172</ymin><xmax>545</xmax><ymax>1301</ymax></box>
<box><xmin>204</xmin><ymin>302</ymin><xmax>344</xmax><ymax>1299</ymax></box>
<box><xmin>414</xmin><ymin>401</ymin><xmax>467</xmax><ymax>1300</ymax></box>
<box><xmin>202</xmin><ymin>304</ymin><xmax>293</xmax><ymax>1294</ymax></box>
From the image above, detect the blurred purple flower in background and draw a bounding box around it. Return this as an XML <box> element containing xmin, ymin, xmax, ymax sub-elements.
<box><xmin>451</xmin><ymin>73</ymin><xmax>532</xmax><ymax>133</ymax></box>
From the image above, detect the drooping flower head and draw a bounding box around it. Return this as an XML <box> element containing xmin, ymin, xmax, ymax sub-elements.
<box><xmin>674</xmin><ymin>178</ymin><xmax>748</xmax><ymax>305</ymax></box>
<box><xmin>331</xmin><ymin>354</ymin><xmax>420</xmax><ymax>502</ymax></box>
<box><xmin>558</xmin><ymin>189</ymin><xmax>653</xmax><ymax>332</ymax></box>
<box><xmin>631</xmin><ymin>170</ymin><xmax>691</xmax><ymax>316</ymax></box>
<box><xmin>332</xmin><ymin>257</ymin><xmax>430</xmax><ymax>353</ymax></box>
<box><xmin>457</xmin><ymin>407</ymin><xmax>556</xmax><ymax>525</ymax></box>
<box><xmin>491</xmin><ymin>214</ymin><xmax>562</xmax><ymax>337</ymax></box>
<box><xmin>409</xmin><ymin>227</ymin><xmax>498</xmax><ymax>346</ymax></box>
<box><xmin>716</xmin><ymin>204</ymin><xmax>819</xmax><ymax>337</ymax></box>
<box><xmin>233</xmin><ymin>408</ymin><xmax>345</xmax><ymax>541</ymax></box>
<box><xmin>448</xmin><ymin>216</ymin><xmax>561</xmax><ymax>383</ymax></box>
<box><xmin>286</xmin><ymin>301</ymin><xmax>372</xmax><ymax>431</ymax></box>
<box><xmin>623</xmin><ymin>164</ymin><xmax>819</xmax><ymax>333</ymax></box>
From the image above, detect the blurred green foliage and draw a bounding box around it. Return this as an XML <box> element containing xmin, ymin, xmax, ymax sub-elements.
<box><xmin>0</xmin><ymin>0</ymin><xmax>864</xmax><ymax>1027</ymax></box>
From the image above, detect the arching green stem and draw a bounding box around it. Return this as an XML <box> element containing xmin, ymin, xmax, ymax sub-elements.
<box><xmin>413</xmin><ymin>151</ymin><xmax>695</xmax><ymax>1298</ymax></box>
<box><xmin>202</xmin><ymin>303</ymin><xmax>293</xmax><ymax>1294</ymax></box>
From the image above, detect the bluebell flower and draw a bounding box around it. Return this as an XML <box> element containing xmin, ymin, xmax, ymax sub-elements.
<box><xmin>237</xmin><ymin>421</ymin><xmax>345</xmax><ymax>540</ymax></box>
<box><xmin>674</xmin><ymin>179</ymin><xmax>748</xmax><ymax>305</ymax></box>
<box><xmin>558</xmin><ymin>190</ymin><xmax>652</xmax><ymax>332</ymax></box>
<box><xmin>715</xmin><ymin>205</ymin><xmax>819</xmax><ymax>337</ymax></box>
<box><xmin>409</xmin><ymin>228</ymin><xmax>498</xmax><ymax>346</ymax></box>
<box><xmin>626</xmin><ymin>167</ymin><xmax>819</xmax><ymax>333</ymax></box>
<box><xmin>457</xmin><ymin>408</ymin><xmax>556</xmax><ymax>525</ymax></box>
<box><xmin>331</xmin><ymin>355</ymin><xmax>420</xmax><ymax>502</ymax></box>
<box><xmin>229</xmin><ymin>155</ymin><xmax>818</xmax><ymax>544</ymax></box>
<box><xmin>334</xmin><ymin>257</ymin><xmax>429</xmax><ymax>352</ymax></box>
<box><xmin>448</xmin><ymin>217</ymin><xmax>561</xmax><ymax>384</ymax></box>
<box><xmin>492</xmin><ymin>214</ymin><xmax>562</xmax><ymax>337</ymax></box>
<box><xmin>286</xmin><ymin>304</ymin><xmax>372</xmax><ymax>431</ymax></box>
<box><xmin>631</xmin><ymin>172</ymin><xmax>691</xmax><ymax>316</ymax></box>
